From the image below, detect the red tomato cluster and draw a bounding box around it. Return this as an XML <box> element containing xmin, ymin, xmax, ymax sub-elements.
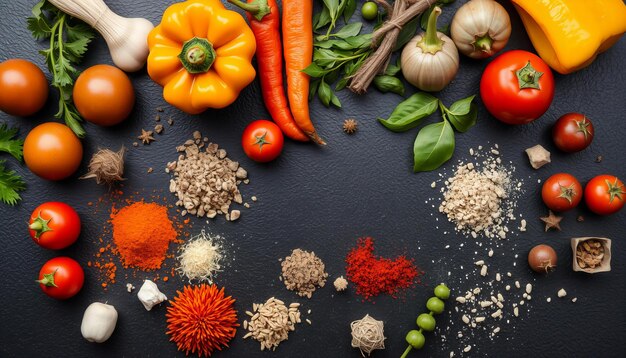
<box><xmin>542</xmin><ymin>174</ymin><xmax>624</xmax><ymax>215</ymax></box>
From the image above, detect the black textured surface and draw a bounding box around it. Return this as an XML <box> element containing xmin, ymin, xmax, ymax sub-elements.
<box><xmin>1</xmin><ymin>1</ymin><xmax>625</xmax><ymax>357</ymax></box>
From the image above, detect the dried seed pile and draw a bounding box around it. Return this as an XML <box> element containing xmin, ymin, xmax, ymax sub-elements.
<box><xmin>242</xmin><ymin>297</ymin><xmax>301</xmax><ymax>351</ymax></box>
<box><xmin>167</xmin><ymin>131</ymin><xmax>249</xmax><ymax>221</ymax></box>
<box><xmin>438</xmin><ymin>145</ymin><xmax>523</xmax><ymax>239</ymax></box>
<box><xmin>576</xmin><ymin>239</ymin><xmax>605</xmax><ymax>269</ymax></box>
<box><xmin>280</xmin><ymin>249</ymin><xmax>328</xmax><ymax>298</ymax></box>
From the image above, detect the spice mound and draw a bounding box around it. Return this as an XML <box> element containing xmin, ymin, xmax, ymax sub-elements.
<box><xmin>168</xmin><ymin>131</ymin><xmax>248</xmax><ymax>220</ymax></box>
<box><xmin>242</xmin><ymin>297</ymin><xmax>301</xmax><ymax>351</ymax></box>
<box><xmin>280</xmin><ymin>249</ymin><xmax>328</xmax><ymax>298</ymax></box>
<box><xmin>111</xmin><ymin>202</ymin><xmax>177</xmax><ymax>270</ymax></box>
<box><xmin>346</xmin><ymin>237</ymin><xmax>419</xmax><ymax>300</ymax></box>
<box><xmin>166</xmin><ymin>284</ymin><xmax>238</xmax><ymax>357</ymax></box>
<box><xmin>177</xmin><ymin>231</ymin><xmax>223</xmax><ymax>283</ymax></box>
<box><xmin>439</xmin><ymin>146</ymin><xmax>522</xmax><ymax>239</ymax></box>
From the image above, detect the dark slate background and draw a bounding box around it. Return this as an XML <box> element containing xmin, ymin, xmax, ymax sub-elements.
<box><xmin>1</xmin><ymin>1</ymin><xmax>624</xmax><ymax>357</ymax></box>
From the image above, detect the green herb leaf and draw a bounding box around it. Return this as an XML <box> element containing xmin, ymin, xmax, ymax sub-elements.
<box><xmin>314</xmin><ymin>7</ymin><xmax>332</xmax><ymax>30</ymax></box>
<box><xmin>318</xmin><ymin>80</ymin><xmax>332</xmax><ymax>107</ymax></box>
<box><xmin>378</xmin><ymin>92</ymin><xmax>439</xmax><ymax>132</ymax></box>
<box><xmin>413</xmin><ymin>120</ymin><xmax>455</xmax><ymax>172</ymax></box>
<box><xmin>343</xmin><ymin>0</ymin><xmax>357</xmax><ymax>22</ymax></box>
<box><xmin>394</xmin><ymin>17</ymin><xmax>419</xmax><ymax>51</ymax></box>
<box><xmin>373</xmin><ymin>75</ymin><xmax>405</xmax><ymax>96</ymax></box>
<box><xmin>385</xmin><ymin>63</ymin><xmax>401</xmax><ymax>76</ymax></box>
<box><xmin>335</xmin><ymin>77</ymin><xmax>349</xmax><ymax>91</ymax></box>
<box><xmin>309</xmin><ymin>79</ymin><xmax>321</xmax><ymax>100</ymax></box>
<box><xmin>0</xmin><ymin>160</ymin><xmax>25</xmax><ymax>206</ymax></box>
<box><xmin>330</xmin><ymin>91</ymin><xmax>342</xmax><ymax>108</ymax></box>
<box><xmin>444</xmin><ymin>95</ymin><xmax>477</xmax><ymax>132</ymax></box>
<box><xmin>0</xmin><ymin>124</ymin><xmax>24</xmax><ymax>161</ymax></box>
<box><xmin>328</xmin><ymin>22</ymin><xmax>362</xmax><ymax>39</ymax></box>
<box><xmin>344</xmin><ymin>33</ymin><xmax>373</xmax><ymax>49</ymax></box>
<box><xmin>302</xmin><ymin>63</ymin><xmax>329</xmax><ymax>78</ymax></box>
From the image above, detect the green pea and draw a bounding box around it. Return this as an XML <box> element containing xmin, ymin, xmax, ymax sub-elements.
<box><xmin>361</xmin><ymin>2</ymin><xmax>378</xmax><ymax>21</ymax></box>
<box><xmin>416</xmin><ymin>313</ymin><xmax>436</xmax><ymax>332</ymax></box>
<box><xmin>405</xmin><ymin>329</ymin><xmax>425</xmax><ymax>349</ymax></box>
<box><xmin>434</xmin><ymin>284</ymin><xmax>450</xmax><ymax>300</ymax></box>
<box><xmin>426</xmin><ymin>297</ymin><xmax>445</xmax><ymax>314</ymax></box>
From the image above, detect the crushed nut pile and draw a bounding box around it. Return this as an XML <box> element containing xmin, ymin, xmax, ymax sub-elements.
<box><xmin>280</xmin><ymin>249</ymin><xmax>328</xmax><ymax>298</ymax></box>
<box><xmin>438</xmin><ymin>145</ymin><xmax>523</xmax><ymax>240</ymax></box>
<box><xmin>576</xmin><ymin>240</ymin><xmax>605</xmax><ymax>269</ymax></box>
<box><xmin>242</xmin><ymin>297</ymin><xmax>301</xmax><ymax>351</ymax></box>
<box><xmin>167</xmin><ymin>131</ymin><xmax>249</xmax><ymax>221</ymax></box>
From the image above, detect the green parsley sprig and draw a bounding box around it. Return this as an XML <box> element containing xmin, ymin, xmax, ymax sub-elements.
<box><xmin>27</xmin><ymin>0</ymin><xmax>95</xmax><ymax>138</ymax></box>
<box><xmin>0</xmin><ymin>123</ymin><xmax>25</xmax><ymax>205</ymax></box>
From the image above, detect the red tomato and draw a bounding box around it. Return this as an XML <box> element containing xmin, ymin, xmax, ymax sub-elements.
<box><xmin>584</xmin><ymin>175</ymin><xmax>625</xmax><ymax>215</ymax></box>
<box><xmin>541</xmin><ymin>173</ymin><xmax>582</xmax><ymax>212</ymax></box>
<box><xmin>242</xmin><ymin>120</ymin><xmax>284</xmax><ymax>163</ymax></box>
<box><xmin>552</xmin><ymin>113</ymin><xmax>594</xmax><ymax>152</ymax></box>
<box><xmin>23</xmin><ymin>122</ymin><xmax>83</xmax><ymax>180</ymax></box>
<box><xmin>36</xmin><ymin>257</ymin><xmax>85</xmax><ymax>300</ymax></box>
<box><xmin>29</xmin><ymin>202</ymin><xmax>81</xmax><ymax>250</ymax></box>
<box><xmin>73</xmin><ymin>64</ymin><xmax>135</xmax><ymax>126</ymax></box>
<box><xmin>0</xmin><ymin>59</ymin><xmax>48</xmax><ymax>116</ymax></box>
<box><xmin>480</xmin><ymin>50</ymin><xmax>554</xmax><ymax>124</ymax></box>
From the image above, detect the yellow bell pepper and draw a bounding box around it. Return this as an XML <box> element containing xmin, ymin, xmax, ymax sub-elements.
<box><xmin>512</xmin><ymin>0</ymin><xmax>626</xmax><ymax>74</ymax></box>
<box><xmin>147</xmin><ymin>0</ymin><xmax>256</xmax><ymax>114</ymax></box>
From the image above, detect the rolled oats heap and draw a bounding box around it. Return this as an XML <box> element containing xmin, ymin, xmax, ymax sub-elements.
<box><xmin>167</xmin><ymin>131</ymin><xmax>248</xmax><ymax>221</ymax></box>
<box><xmin>280</xmin><ymin>249</ymin><xmax>328</xmax><ymax>298</ymax></box>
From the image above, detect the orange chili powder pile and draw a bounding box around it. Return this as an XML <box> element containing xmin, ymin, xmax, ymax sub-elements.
<box><xmin>111</xmin><ymin>201</ymin><xmax>177</xmax><ymax>270</ymax></box>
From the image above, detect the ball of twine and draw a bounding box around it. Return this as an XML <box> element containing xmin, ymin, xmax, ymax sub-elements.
<box><xmin>80</xmin><ymin>146</ymin><xmax>126</xmax><ymax>185</ymax></box>
<box><xmin>350</xmin><ymin>314</ymin><xmax>385</xmax><ymax>357</ymax></box>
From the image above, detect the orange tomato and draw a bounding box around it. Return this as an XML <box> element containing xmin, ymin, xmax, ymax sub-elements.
<box><xmin>73</xmin><ymin>64</ymin><xmax>135</xmax><ymax>126</ymax></box>
<box><xmin>24</xmin><ymin>123</ymin><xmax>83</xmax><ymax>181</ymax></box>
<box><xmin>0</xmin><ymin>59</ymin><xmax>49</xmax><ymax>116</ymax></box>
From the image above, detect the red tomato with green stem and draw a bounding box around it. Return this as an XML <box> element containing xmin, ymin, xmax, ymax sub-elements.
<box><xmin>552</xmin><ymin>113</ymin><xmax>594</xmax><ymax>152</ymax></box>
<box><xmin>29</xmin><ymin>202</ymin><xmax>81</xmax><ymax>250</ymax></box>
<box><xmin>585</xmin><ymin>175</ymin><xmax>625</xmax><ymax>215</ymax></box>
<box><xmin>36</xmin><ymin>257</ymin><xmax>84</xmax><ymax>300</ymax></box>
<box><xmin>541</xmin><ymin>173</ymin><xmax>582</xmax><ymax>212</ymax></box>
<box><xmin>242</xmin><ymin>120</ymin><xmax>284</xmax><ymax>163</ymax></box>
<box><xmin>480</xmin><ymin>50</ymin><xmax>554</xmax><ymax>124</ymax></box>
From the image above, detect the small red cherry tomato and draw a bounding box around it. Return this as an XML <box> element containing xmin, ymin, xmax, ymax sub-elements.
<box><xmin>241</xmin><ymin>120</ymin><xmax>284</xmax><ymax>163</ymax></box>
<box><xmin>552</xmin><ymin>113</ymin><xmax>594</xmax><ymax>153</ymax></box>
<box><xmin>584</xmin><ymin>175</ymin><xmax>625</xmax><ymax>215</ymax></box>
<box><xmin>541</xmin><ymin>173</ymin><xmax>582</xmax><ymax>212</ymax></box>
<box><xmin>36</xmin><ymin>257</ymin><xmax>85</xmax><ymax>300</ymax></box>
<box><xmin>29</xmin><ymin>202</ymin><xmax>81</xmax><ymax>250</ymax></box>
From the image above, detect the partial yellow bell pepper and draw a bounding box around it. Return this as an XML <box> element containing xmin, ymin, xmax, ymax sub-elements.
<box><xmin>512</xmin><ymin>0</ymin><xmax>626</xmax><ymax>74</ymax></box>
<box><xmin>147</xmin><ymin>0</ymin><xmax>256</xmax><ymax>114</ymax></box>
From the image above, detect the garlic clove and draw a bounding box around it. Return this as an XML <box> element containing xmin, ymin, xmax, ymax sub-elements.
<box><xmin>81</xmin><ymin>302</ymin><xmax>118</xmax><ymax>343</ymax></box>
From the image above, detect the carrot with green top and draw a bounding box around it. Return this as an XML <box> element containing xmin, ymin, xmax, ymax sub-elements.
<box><xmin>228</xmin><ymin>0</ymin><xmax>309</xmax><ymax>142</ymax></box>
<box><xmin>282</xmin><ymin>0</ymin><xmax>325</xmax><ymax>145</ymax></box>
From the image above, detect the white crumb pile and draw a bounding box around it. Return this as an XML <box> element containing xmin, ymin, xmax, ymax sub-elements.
<box><xmin>437</xmin><ymin>145</ymin><xmax>524</xmax><ymax>240</ymax></box>
<box><xmin>176</xmin><ymin>230</ymin><xmax>224</xmax><ymax>283</ymax></box>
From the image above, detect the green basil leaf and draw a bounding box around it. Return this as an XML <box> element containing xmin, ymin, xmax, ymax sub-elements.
<box><xmin>325</xmin><ymin>68</ymin><xmax>340</xmax><ymax>84</ymax></box>
<box><xmin>378</xmin><ymin>92</ymin><xmax>439</xmax><ymax>132</ymax></box>
<box><xmin>330</xmin><ymin>92</ymin><xmax>342</xmax><ymax>107</ymax></box>
<box><xmin>445</xmin><ymin>95</ymin><xmax>477</xmax><ymax>132</ymax></box>
<box><xmin>335</xmin><ymin>77</ymin><xmax>349</xmax><ymax>91</ymax></box>
<box><xmin>413</xmin><ymin>120</ymin><xmax>455</xmax><ymax>172</ymax></box>
<box><xmin>315</xmin><ymin>7</ymin><xmax>331</xmax><ymax>31</ymax></box>
<box><xmin>309</xmin><ymin>79</ymin><xmax>320</xmax><ymax>101</ymax></box>
<box><xmin>302</xmin><ymin>63</ymin><xmax>328</xmax><ymax>78</ymax></box>
<box><xmin>344</xmin><ymin>33</ymin><xmax>373</xmax><ymax>49</ymax></box>
<box><xmin>394</xmin><ymin>17</ymin><xmax>419</xmax><ymax>51</ymax></box>
<box><xmin>373</xmin><ymin>75</ymin><xmax>405</xmax><ymax>96</ymax></box>
<box><xmin>385</xmin><ymin>63</ymin><xmax>401</xmax><ymax>76</ymax></box>
<box><xmin>323</xmin><ymin>0</ymin><xmax>339</xmax><ymax>22</ymax></box>
<box><xmin>343</xmin><ymin>0</ymin><xmax>357</xmax><ymax>22</ymax></box>
<box><xmin>318</xmin><ymin>80</ymin><xmax>332</xmax><ymax>107</ymax></box>
<box><xmin>329</xmin><ymin>22</ymin><xmax>362</xmax><ymax>39</ymax></box>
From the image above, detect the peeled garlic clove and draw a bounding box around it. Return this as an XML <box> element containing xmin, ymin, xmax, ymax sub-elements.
<box><xmin>81</xmin><ymin>302</ymin><xmax>118</xmax><ymax>343</ymax></box>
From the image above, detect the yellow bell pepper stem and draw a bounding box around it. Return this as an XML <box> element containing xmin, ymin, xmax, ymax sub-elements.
<box><xmin>511</xmin><ymin>0</ymin><xmax>626</xmax><ymax>74</ymax></box>
<box><xmin>178</xmin><ymin>38</ymin><xmax>215</xmax><ymax>74</ymax></box>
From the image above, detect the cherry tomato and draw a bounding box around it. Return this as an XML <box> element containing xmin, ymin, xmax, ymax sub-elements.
<box><xmin>480</xmin><ymin>50</ymin><xmax>554</xmax><ymax>124</ymax></box>
<box><xmin>36</xmin><ymin>257</ymin><xmax>85</xmax><ymax>300</ymax></box>
<box><xmin>541</xmin><ymin>173</ymin><xmax>582</xmax><ymax>212</ymax></box>
<box><xmin>584</xmin><ymin>175</ymin><xmax>625</xmax><ymax>215</ymax></box>
<box><xmin>24</xmin><ymin>122</ymin><xmax>83</xmax><ymax>181</ymax></box>
<box><xmin>28</xmin><ymin>202</ymin><xmax>81</xmax><ymax>250</ymax></box>
<box><xmin>242</xmin><ymin>120</ymin><xmax>284</xmax><ymax>163</ymax></box>
<box><xmin>0</xmin><ymin>59</ymin><xmax>48</xmax><ymax>116</ymax></box>
<box><xmin>552</xmin><ymin>113</ymin><xmax>594</xmax><ymax>152</ymax></box>
<box><xmin>73</xmin><ymin>64</ymin><xmax>135</xmax><ymax>126</ymax></box>
<box><xmin>361</xmin><ymin>2</ymin><xmax>379</xmax><ymax>21</ymax></box>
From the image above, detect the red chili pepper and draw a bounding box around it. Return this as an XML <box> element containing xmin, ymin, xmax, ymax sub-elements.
<box><xmin>228</xmin><ymin>0</ymin><xmax>309</xmax><ymax>142</ymax></box>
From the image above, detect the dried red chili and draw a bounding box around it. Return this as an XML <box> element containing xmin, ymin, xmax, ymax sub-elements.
<box><xmin>346</xmin><ymin>237</ymin><xmax>420</xmax><ymax>300</ymax></box>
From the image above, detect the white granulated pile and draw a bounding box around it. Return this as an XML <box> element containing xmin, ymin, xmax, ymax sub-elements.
<box><xmin>176</xmin><ymin>231</ymin><xmax>223</xmax><ymax>283</ymax></box>
<box><xmin>438</xmin><ymin>145</ymin><xmax>523</xmax><ymax>239</ymax></box>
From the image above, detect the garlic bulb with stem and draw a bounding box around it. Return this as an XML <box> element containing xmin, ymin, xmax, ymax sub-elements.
<box><xmin>48</xmin><ymin>0</ymin><xmax>154</xmax><ymax>72</ymax></box>
<box><xmin>450</xmin><ymin>0</ymin><xmax>511</xmax><ymax>59</ymax></box>
<box><xmin>401</xmin><ymin>7</ymin><xmax>459</xmax><ymax>92</ymax></box>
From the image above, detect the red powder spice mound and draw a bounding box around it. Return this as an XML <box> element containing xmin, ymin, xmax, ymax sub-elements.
<box><xmin>346</xmin><ymin>237</ymin><xmax>420</xmax><ymax>300</ymax></box>
<box><xmin>111</xmin><ymin>201</ymin><xmax>177</xmax><ymax>270</ymax></box>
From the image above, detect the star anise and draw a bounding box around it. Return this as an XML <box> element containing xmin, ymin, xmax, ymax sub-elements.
<box><xmin>138</xmin><ymin>129</ymin><xmax>155</xmax><ymax>144</ymax></box>
<box><xmin>343</xmin><ymin>118</ymin><xmax>358</xmax><ymax>134</ymax></box>
<box><xmin>540</xmin><ymin>210</ymin><xmax>563</xmax><ymax>232</ymax></box>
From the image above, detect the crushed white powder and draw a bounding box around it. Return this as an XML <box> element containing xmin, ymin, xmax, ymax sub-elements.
<box><xmin>176</xmin><ymin>230</ymin><xmax>223</xmax><ymax>283</ymax></box>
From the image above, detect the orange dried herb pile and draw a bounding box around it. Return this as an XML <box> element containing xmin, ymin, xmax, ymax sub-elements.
<box><xmin>166</xmin><ymin>284</ymin><xmax>238</xmax><ymax>357</ymax></box>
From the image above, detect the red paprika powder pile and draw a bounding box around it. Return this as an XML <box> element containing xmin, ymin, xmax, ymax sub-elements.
<box><xmin>346</xmin><ymin>237</ymin><xmax>420</xmax><ymax>300</ymax></box>
<box><xmin>111</xmin><ymin>201</ymin><xmax>177</xmax><ymax>270</ymax></box>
